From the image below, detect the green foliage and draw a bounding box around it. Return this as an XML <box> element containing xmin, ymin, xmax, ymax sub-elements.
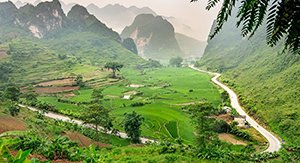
<box><xmin>186</xmin><ymin>102</ymin><xmax>217</xmax><ymax>148</ymax></box>
<box><xmin>191</xmin><ymin>0</ymin><xmax>300</xmax><ymax>54</ymax></box>
<box><xmin>73</xmin><ymin>75</ymin><xmax>85</xmax><ymax>88</ymax></box>
<box><xmin>123</xmin><ymin>111</ymin><xmax>144</xmax><ymax>143</ymax></box>
<box><xmin>104</xmin><ymin>62</ymin><xmax>124</xmax><ymax>78</ymax></box>
<box><xmin>82</xmin><ymin>104</ymin><xmax>113</xmax><ymax>132</ymax></box>
<box><xmin>91</xmin><ymin>88</ymin><xmax>104</xmax><ymax>102</ymax></box>
<box><xmin>136</xmin><ymin>59</ymin><xmax>162</xmax><ymax>70</ymax></box>
<box><xmin>41</xmin><ymin>136</ymin><xmax>78</xmax><ymax>160</ymax></box>
<box><xmin>8</xmin><ymin>102</ymin><xmax>20</xmax><ymax>116</ymax></box>
<box><xmin>197</xmin><ymin>5</ymin><xmax>300</xmax><ymax>148</ymax></box>
<box><xmin>4</xmin><ymin>86</ymin><xmax>20</xmax><ymax>101</ymax></box>
<box><xmin>169</xmin><ymin>57</ymin><xmax>183</xmax><ymax>67</ymax></box>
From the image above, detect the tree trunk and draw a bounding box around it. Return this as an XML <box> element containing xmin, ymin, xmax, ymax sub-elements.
<box><xmin>112</xmin><ymin>69</ymin><xmax>116</xmax><ymax>78</ymax></box>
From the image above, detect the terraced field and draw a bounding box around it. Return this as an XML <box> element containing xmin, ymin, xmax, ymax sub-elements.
<box><xmin>38</xmin><ymin>67</ymin><xmax>221</xmax><ymax>143</ymax></box>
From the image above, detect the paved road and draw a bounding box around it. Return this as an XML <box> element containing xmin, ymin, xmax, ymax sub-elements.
<box><xmin>18</xmin><ymin>104</ymin><xmax>155</xmax><ymax>144</ymax></box>
<box><xmin>189</xmin><ymin>66</ymin><xmax>281</xmax><ymax>152</ymax></box>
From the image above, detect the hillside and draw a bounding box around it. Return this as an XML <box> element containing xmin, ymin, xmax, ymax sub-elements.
<box><xmin>175</xmin><ymin>33</ymin><xmax>206</xmax><ymax>59</ymax></box>
<box><xmin>0</xmin><ymin>0</ymin><xmax>144</xmax><ymax>87</ymax></box>
<box><xmin>121</xmin><ymin>14</ymin><xmax>183</xmax><ymax>62</ymax></box>
<box><xmin>196</xmin><ymin>9</ymin><xmax>300</xmax><ymax>146</ymax></box>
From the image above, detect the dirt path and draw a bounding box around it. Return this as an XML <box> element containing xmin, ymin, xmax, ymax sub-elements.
<box><xmin>190</xmin><ymin>65</ymin><xmax>281</xmax><ymax>152</ymax></box>
<box><xmin>18</xmin><ymin>104</ymin><xmax>155</xmax><ymax>144</ymax></box>
<box><xmin>218</xmin><ymin>133</ymin><xmax>247</xmax><ymax>145</ymax></box>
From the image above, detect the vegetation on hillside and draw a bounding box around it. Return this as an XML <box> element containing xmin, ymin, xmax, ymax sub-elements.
<box><xmin>191</xmin><ymin>0</ymin><xmax>300</xmax><ymax>54</ymax></box>
<box><xmin>196</xmin><ymin>5</ymin><xmax>300</xmax><ymax>161</ymax></box>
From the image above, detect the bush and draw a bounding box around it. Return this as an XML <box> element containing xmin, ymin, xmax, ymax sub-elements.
<box><xmin>8</xmin><ymin>103</ymin><xmax>20</xmax><ymax>116</ymax></box>
<box><xmin>130</xmin><ymin>102</ymin><xmax>145</xmax><ymax>107</ymax></box>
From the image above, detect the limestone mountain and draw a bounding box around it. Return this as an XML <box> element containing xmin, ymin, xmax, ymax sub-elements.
<box><xmin>0</xmin><ymin>0</ymin><xmax>66</xmax><ymax>38</ymax></box>
<box><xmin>86</xmin><ymin>3</ymin><xmax>156</xmax><ymax>33</ymax></box>
<box><xmin>67</xmin><ymin>4</ymin><xmax>120</xmax><ymax>41</ymax></box>
<box><xmin>0</xmin><ymin>0</ymin><xmax>121</xmax><ymax>41</ymax></box>
<box><xmin>121</xmin><ymin>14</ymin><xmax>183</xmax><ymax>61</ymax></box>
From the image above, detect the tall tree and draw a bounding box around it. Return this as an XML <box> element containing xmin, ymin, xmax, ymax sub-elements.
<box><xmin>82</xmin><ymin>104</ymin><xmax>113</xmax><ymax>134</ymax></box>
<box><xmin>191</xmin><ymin>0</ymin><xmax>300</xmax><ymax>55</ymax></box>
<box><xmin>92</xmin><ymin>88</ymin><xmax>104</xmax><ymax>103</ymax></box>
<box><xmin>4</xmin><ymin>86</ymin><xmax>20</xmax><ymax>101</ymax></box>
<box><xmin>104</xmin><ymin>62</ymin><xmax>124</xmax><ymax>78</ymax></box>
<box><xmin>186</xmin><ymin>102</ymin><xmax>217</xmax><ymax>149</ymax></box>
<box><xmin>123</xmin><ymin>111</ymin><xmax>144</xmax><ymax>144</ymax></box>
<box><xmin>74</xmin><ymin>75</ymin><xmax>85</xmax><ymax>87</ymax></box>
<box><xmin>169</xmin><ymin>57</ymin><xmax>183</xmax><ymax>67</ymax></box>
<box><xmin>8</xmin><ymin>102</ymin><xmax>20</xmax><ymax>116</ymax></box>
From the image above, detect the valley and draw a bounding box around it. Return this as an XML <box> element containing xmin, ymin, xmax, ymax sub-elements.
<box><xmin>0</xmin><ymin>0</ymin><xmax>299</xmax><ymax>162</ymax></box>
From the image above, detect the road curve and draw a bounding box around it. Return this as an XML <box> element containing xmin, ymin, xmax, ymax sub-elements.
<box><xmin>189</xmin><ymin>66</ymin><xmax>281</xmax><ymax>152</ymax></box>
<box><xmin>18</xmin><ymin>104</ymin><xmax>155</xmax><ymax>144</ymax></box>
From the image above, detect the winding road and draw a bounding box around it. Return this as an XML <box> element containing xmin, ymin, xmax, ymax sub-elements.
<box><xmin>18</xmin><ymin>104</ymin><xmax>155</xmax><ymax>144</ymax></box>
<box><xmin>189</xmin><ymin>65</ymin><xmax>281</xmax><ymax>152</ymax></box>
<box><xmin>19</xmin><ymin>66</ymin><xmax>281</xmax><ymax>152</ymax></box>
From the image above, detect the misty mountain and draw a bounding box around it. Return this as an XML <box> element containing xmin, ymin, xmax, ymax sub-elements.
<box><xmin>86</xmin><ymin>3</ymin><xmax>156</xmax><ymax>33</ymax></box>
<box><xmin>0</xmin><ymin>0</ymin><xmax>122</xmax><ymax>41</ymax></box>
<box><xmin>175</xmin><ymin>33</ymin><xmax>206</xmax><ymax>58</ymax></box>
<box><xmin>121</xmin><ymin>14</ymin><xmax>183</xmax><ymax>61</ymax></box>
<box><xmin>166</xmin><ymin>17</ymin><xmax>199</xmax><ymax>41</ymax></box>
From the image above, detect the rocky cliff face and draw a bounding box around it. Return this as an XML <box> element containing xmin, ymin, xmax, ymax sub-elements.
<box><xmin>121</xmin><ymin>14</ymin><xmax>183</xmax><ymax>61</ymax></box>
<box><xmin>0</xmin><ymin>0</ymin><xmax>120</xmax><ymax>40</ymax></box>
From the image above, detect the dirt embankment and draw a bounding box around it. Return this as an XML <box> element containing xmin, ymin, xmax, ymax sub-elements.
<box><xmin>34</xmin><ymin>86</ymin><xmax>79</xmax><ymax>94</ymax></box>
<box><xmin>64</xmin><ymin>132</ymin><xmax>110</xmax><ymax>148</ymax></box>
<box><xmin>35</xmin><ymin>78</ymin><xmax>75</xmax><ymax>87</ymax></box>
<box><xmin>0</xmin><ymin>116</ymin><xmax>26</xmax><ymax>134</ymax></box>
<box><xmin>218</xmin><ymin>133</ymin><xmax>247</xmax><ymax>145</ymax></box>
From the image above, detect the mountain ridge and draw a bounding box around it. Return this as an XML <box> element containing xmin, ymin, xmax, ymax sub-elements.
<box><xmin>121</xmin><ymin>14</ymin><xmax>183</xmax><ymax>61</ymax></box>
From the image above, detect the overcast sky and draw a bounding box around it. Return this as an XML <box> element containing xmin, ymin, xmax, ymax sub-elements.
<box><xmin>4</xmin><ymin>0</ymin><xmax>221</xmax><ymax>41</ymax></box>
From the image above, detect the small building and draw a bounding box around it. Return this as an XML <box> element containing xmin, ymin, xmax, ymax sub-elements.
<box><xmin>234</xmin><ymin>115</ymin><xmax>247</xmax><ymax>127</ymax></box>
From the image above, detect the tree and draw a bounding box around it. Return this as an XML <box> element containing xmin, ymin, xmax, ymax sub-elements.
<box><xmin>74</xmin><ymin>75</ymin><xmax>85</xmax><ymax>87</ymax></box>
<box><xmin>186</xmin><ymin>102</ymin><xmax>217</xmax><ymax>149</ymax></box>
<box><xmin>5</xmin><ymin>86</ymin><xmax>20</xmax><ymax>101</ymax></box>
<box><xmin>123</xmin><ymin>111</ymin><xmax>144</xmax><ymax>144</ymax></box>
<box><xmin>92</xmin><ymin>88</ymin><xmax>104</xmax><ymax>103</ymax></box>
<box><xmin>82</xmin><ymin>105</ymin><xmax>113</xmax><ymax>134</ymax></box>
<box><xmin>8</xmin><ymin>103</ymin><xmax>20</xmax><ymax>116</ymax></box>
<box><xmin>191</xmin><ymin>0</ymin><xmax>300</xmax><ymax>55</ymax></box>
<box><xmin>123</xmin><ymin>38</ymin><xmax>138</xmax><ymax>54</ymax></box>
<box><xmin>104</xmin><ymin>62</ymin><xmax>124</xmax><ymax>78</ymax></box>
<box><xmin>169</xmin><ymin>57</ymin><xmax>183</xmax><ymax>67</ymax></box>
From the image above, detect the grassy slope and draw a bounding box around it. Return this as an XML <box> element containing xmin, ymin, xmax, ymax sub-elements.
<box><xmin>0</xmin><ymin>102</ymin><xmax>208</xmax><ymax>162</ymax></box>
<box><xmin>0</xmin><ymin>32</ymin><xmax>144</xmax><ymax>87</ymax></box>
<box><xmin>197</xmin><ymin>18</ymin><xmax>300</xmax><ymax>145</ymax></box>
<box><xmin>38</xmin><ymin>67</ymin><xmax>221</xmax><ymax>143</ymax></box>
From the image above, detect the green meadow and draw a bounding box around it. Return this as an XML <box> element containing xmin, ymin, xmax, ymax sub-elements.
<box><xmin>38</xmin><ymin>67</ymin><xmax>221</xmax><ymax>143</ymax></box>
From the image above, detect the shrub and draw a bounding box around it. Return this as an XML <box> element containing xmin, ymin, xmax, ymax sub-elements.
<box><xmin>8</xmin><ymin>103</ymin><xmax>20</xmax><ymax>116</ymax></box>
<box><xmin>130</xmin><ymin>102</ymin><xmax>145</xmax><ymax>107</ymax></box>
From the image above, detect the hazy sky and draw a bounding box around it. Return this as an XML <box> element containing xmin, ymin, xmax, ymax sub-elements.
<box><xmin>4</xmin><ymin>0</ymin><xmax>221</xmax><ymax>41</ymax></box>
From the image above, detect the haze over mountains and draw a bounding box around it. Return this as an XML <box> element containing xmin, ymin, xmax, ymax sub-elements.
<box><xmin>9</xmin><ymin>0</ymin><xmax>207</xmax><ymax>60</ymax></box>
